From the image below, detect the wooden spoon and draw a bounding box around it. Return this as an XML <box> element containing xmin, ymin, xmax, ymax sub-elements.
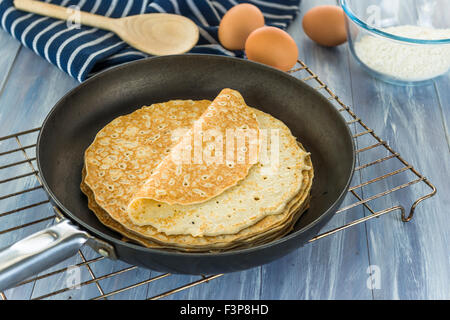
<box><xmin>14</xmin><ymin>0</ymin><xmax>199</xmax><ymax>56</ymax></box>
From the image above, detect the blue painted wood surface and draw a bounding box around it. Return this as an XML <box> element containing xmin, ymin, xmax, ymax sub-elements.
<box><xmin>0</xmin><ymin>0</ymin><xmax>448</xmax><ymax>299</ymax></box>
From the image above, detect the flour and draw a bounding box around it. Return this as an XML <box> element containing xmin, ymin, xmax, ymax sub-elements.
<box><xmin>354</xmin><ymin>25</ymin><xmax>450</xmax><ymax>81</ymax></box>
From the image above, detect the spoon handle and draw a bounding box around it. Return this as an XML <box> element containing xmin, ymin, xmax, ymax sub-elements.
<box><xmin>14</xmin><ymin>0</ymin><xmax>115</xmax><ymax>31</ymax></box>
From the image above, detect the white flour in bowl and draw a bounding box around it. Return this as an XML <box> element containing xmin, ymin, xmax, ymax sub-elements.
<box><xmin>354</xmin><ymin>25</ymin><xmax>450</xmax><ymax>81</ymax></box>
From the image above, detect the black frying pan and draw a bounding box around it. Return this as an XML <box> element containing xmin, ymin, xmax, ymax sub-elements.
<box><xmin>0</xmin><ymin>55</ymin><xmax>355</xmax><ymax>290</ymax></box>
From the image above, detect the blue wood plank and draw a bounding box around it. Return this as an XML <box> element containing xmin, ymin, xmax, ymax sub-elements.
<box><xmin>347</xmin><ymin>51</ymin><xmax>450</xmax><ymax>299</ymax></box>
<box><xmin>0</xmin><ymin>44</ymin><xmax>79</xmax><ymax>299</ymax></box>
<box><xmin>30</xmin><ymin>253</ymin><xmax>102</xmax><ymax>300</ymax></box>
<box><xmin>80</xmin><ymin>247</ymin><xmax>153</xmax><ymax>300</ymax></box>
<box><xmin>0</xmin><ymin>46</ymin><xmax>78</xmax><ymax>136</ymax></box>
<box><xmin>0</xmin><ymin>30</ymin><xmax>35</xmax><ymax>300</ymax></box>
<box><xmin>0</xmin><ymin>29</ymin><xmax>20</xmax><ymax>93</ymax></box>
<box><xmin>433</xmin><ymin>74</ymin><xmax>450</xmax><ymax>150</ymax></box>
<box><xmin>147</xmin><ymin>270</ymin><xmax>261</xmax><ymax>300</ymax></box>
<box><xmin>184</xmin><ymin>270</ymin><xmax>260</xmax><ymax>300</ymax></box>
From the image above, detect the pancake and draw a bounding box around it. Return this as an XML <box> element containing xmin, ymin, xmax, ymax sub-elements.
<box><xmin>81</xmin><ymin>94</ymin><xmax>314</xmax><ymax>251</ymax></box>
<box><xmin>129</xmin><ymin>89</ymin><xmax>259</xmax><ymax>206</ymax></box>
<box><xmin>127</xmin><ymin>108</ymin><xmax>311</xmax><ymax>237</ymax></box>
<box><xmin>80</xmin><ymin>149</ymin><xmax>312</xmax><ymax>252</ymax></box>
<box><xmin>81</xmin><ymin>150</ymin><xmax>312</xmax><ymax>250</ymax></box>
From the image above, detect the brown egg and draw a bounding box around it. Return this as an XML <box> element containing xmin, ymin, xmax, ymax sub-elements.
<box><xmin>218</xmin><ymin>4</ymin><xmax>265</xmax><ymax>50</ymax></box>
<box><xmin>245</xmin><ymin>26</ymin><xmax>298</xmax><ymax>72</ymax></box>
<box><xmin>302</xmin><ymin>5</ymin><xmax>347</xmax><ymax>47</ymax></box>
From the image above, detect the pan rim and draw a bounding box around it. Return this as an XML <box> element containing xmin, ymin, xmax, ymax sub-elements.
<box><xmin>37</xmin><ymin>54</ymin><xmax>355</xmax><ymax>257</ymax></box>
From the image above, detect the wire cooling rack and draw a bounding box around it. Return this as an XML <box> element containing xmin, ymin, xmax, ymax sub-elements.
<box><xmin>0</xmin><ymin>60</ymin><xmax>436</xmax><ymax>300</ymax></box>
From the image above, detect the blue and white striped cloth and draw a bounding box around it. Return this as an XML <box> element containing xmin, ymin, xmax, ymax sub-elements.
<box><xmin>0</xmin><ymin>0</ymin><xmax>300</xmax><ymax>82</ymax></box>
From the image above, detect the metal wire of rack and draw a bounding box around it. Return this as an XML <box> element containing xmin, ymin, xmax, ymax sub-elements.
<box><xmin>0</xmin><ymin>59</ymin><xmax>436</xmax><ymax>300</ymax></box>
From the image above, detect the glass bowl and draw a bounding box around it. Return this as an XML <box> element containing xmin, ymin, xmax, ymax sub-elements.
<box><xmin>341</xmin><ymin>0</ymin><xmax>450</xmax><ymax>85</ymax></box>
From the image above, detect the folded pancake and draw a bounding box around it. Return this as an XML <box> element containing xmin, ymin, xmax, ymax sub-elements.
<box><xmin>129</xmin><ymin>88</ymin><xmax>259</xmax><ymax>207</ymax></box>
<box><xmin>126</xmin><ymin>108</ymin><xmax>311</xmax><ymax>237</ymax></box>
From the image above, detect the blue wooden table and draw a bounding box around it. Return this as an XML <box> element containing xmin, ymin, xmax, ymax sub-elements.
<box><xmin>0</xmin><ymin>0</ymin><xmax>448</xmax><ymax>300</ymax></box>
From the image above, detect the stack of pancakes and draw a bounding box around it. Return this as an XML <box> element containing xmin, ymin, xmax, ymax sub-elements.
<box><xmin>81</xmin><ymin>89</ymin><xmax>313</xmax><ymax>252</ymax></box>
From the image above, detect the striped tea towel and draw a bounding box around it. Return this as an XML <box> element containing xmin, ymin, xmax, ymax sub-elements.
<box><xmin>0</xmin><ymin>0</ymin><xmax>301</xmax><ymax>82</ymax></box>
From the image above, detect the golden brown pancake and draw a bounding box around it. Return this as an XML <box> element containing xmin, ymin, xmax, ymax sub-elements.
<box><xmin>81</xmin><ymin>93</ymin><xmax>313</xmax><ymax>251</ymax></box>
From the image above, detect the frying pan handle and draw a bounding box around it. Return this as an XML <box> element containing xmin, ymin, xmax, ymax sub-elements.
<box><xmin>0</xmin><ymin>219</ymin><xmax>89</xmax><ymax>291</ymax></box>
